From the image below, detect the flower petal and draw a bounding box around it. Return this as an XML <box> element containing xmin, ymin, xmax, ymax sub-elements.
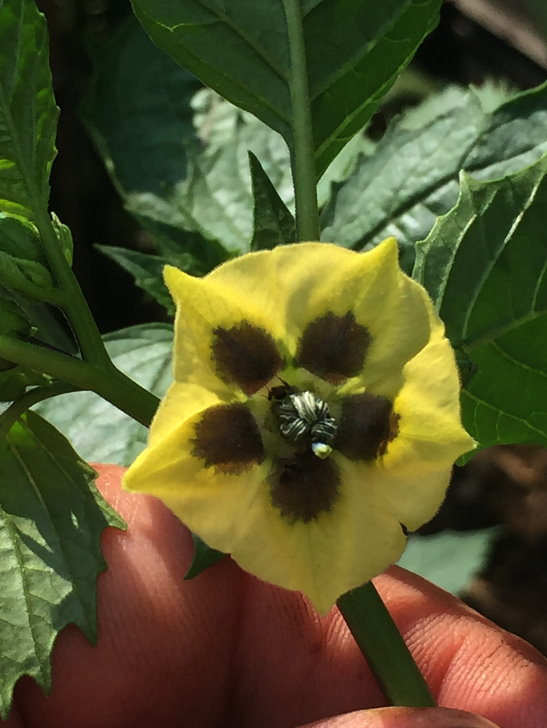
<box><xmin>124</xmin><ymin>240</ymin><xmax>474</xmax><ymax>613</ymax></box>
<box><xmin>149</xmin><ymin>382</ymin><xmax>222</xmax><ymax>445</ymax></box>
<box><xmin>387</xmin><ymin>337</ymin><xmax>476</xmax><ymax>470</ymax></box>
<box><xmin>206</xmin><ymin>239</ymin><xmax>436</xmax><ymax>394</ymax></box>
<box><xmin>164</xmin><ymin>266</ymin><xmax>284</xmax><ymax>396</ymax></box>
<box><xmin>370</xmin><ymin>335</ymin><xmax>475</xmax><ymax>531</ymax></box>
<box><xmin>228</xmin><ymin>455</ymin><xmax>406</xmax><ymax>615</ymax></box>
<box><xmin>370</xmin><ymin>463</ymin><xmax>452</xmax><ymax>533</ymax></box>
<box><xmin>124</xmin><ymin>404</ymin><xmax>267</xmax><ymax>511</ymax></box>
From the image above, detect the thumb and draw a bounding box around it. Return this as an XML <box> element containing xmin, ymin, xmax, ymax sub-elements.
<box><xmin>298</xmin><ymin>707</ymin><xmax>500</xmax><ymax>728</ymax></box>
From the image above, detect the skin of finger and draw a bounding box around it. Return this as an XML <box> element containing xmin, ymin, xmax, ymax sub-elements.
<box><xmin>0</xmin><ymin>705</ymin><xmax>24</xmax><ymax>728</ymax></box>
<box><xmin>7</xmin><ymin>465</ymin><xmax>547</xmax><ymax>728</ymax></box>
<box><xmin>299</xmin><ymin>706</ymin><xmax>501</xmax><ymax>727</ymax></box>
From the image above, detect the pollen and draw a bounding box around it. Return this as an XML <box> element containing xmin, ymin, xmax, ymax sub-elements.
<box><xmin>271</xmin><ymin>388</ymin><xmax>337</xmax><ymax>458</ymax></box>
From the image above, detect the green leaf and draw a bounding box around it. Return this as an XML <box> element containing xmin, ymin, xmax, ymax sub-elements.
<box><xmin>51</xmin><ymin>215</ymin><xmax>73</xmax><ymax>266</ymax></box>
<box><xmin>192</xmin><ymin>88</ymin><xmax>373</xmax><ymax>206</ymax></box>
<box><xmin>35</xmin><ymin>324</ymin><xmax>173</xmax><ymax>465</ymax></box>
<box><xmin>0</xmin><ymin>294</ymin><xmax>29</xmax><ymax>339</ymax></box>
<box><xmin>249</xmin><ymin>152</ymin><xmax>296</xmax><ymax>250</ymax></box>
<box><xmin>125</xmin><ymin>108</ymin><xmax>295</xmax><ymax>258</ymax></box>
<box><xmin>184</xmin><ymin>534</ymin><xmax>226</xmax><ymax>580</ymax></box>
<box><xmin>0</xmin><ymin>0</ymin><xmax>58</xmax><ymax>216</ymax></box>
<box><xmin>414</xmin><ymin>153</ymin><xmax>547</xmax><ymax>450</ymax></box>
<box><xmin>83</xmin><ymin>15</ymin><xmax>201</xmax><ymax>198</ymax></box>
<box><xmin>126</xmin><ymin>93</ymin><xmax>367</xmax><ymax>258</ymax></box>
<box><xmin>131</xmin><ymin>0</ymin><xmax>441</xmax><ymax>177</ymax></box>
<box><xmin>83</xmin><ymin>17</ymin><xmax>228</xmax><ymax>274</ymax></box>
<box><xmin>86</xmin><ymin>15</ymin><xmax>371</xmax><ymax>270</ymax></box>
<box><xmin>398</xmin><ymin>528</ymin><xmax>497</xmax><ymax>594</ymax></box>
<box><xmin>322</xmin><ymin>83</ymin><xmax>547</xmax><ymax>270</ymax></box>
<box><xmin>0</xmin><ymin>213</ymin><xmax>55</xmax><ymax>297</ymax></box>
<box><xmin>0</xmin><ymin>411</ymin><xmax>124</xmax><ymax>717</ymax></box>
<box><xmin>97</xmin><ymin>245</ymin><xmax>174</xmax><ymax>312</ymax></box>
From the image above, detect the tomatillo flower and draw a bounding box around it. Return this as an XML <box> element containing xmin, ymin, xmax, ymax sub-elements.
<box><xmin>123</xmin><ymin>238</ymin><xmax>474</xmax><ymax>614</ymax></box>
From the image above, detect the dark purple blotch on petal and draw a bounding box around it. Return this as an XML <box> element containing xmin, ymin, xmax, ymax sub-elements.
<box><xmin>211</xmin><ymin>322</ymin><xmax>282</xmax><ymax>395</ymax></box>
<box><xmin>192</xmin><ymin>403</ymin><xmax>264</xmax><ymax>474</ymax></box>
<box><xmin>269</xmin><ymin>451</ymin><xmax>341</xmax><ymax>523</ymax></box>
<box><xmin>335</xmin><ymin>393</ymin><xmax>399</xmax><ymax>461</ymax></box>
<box><xmin>296</xmin><ymin>312</ymin><xmax>370</xmax><ymax>384</ymax></box>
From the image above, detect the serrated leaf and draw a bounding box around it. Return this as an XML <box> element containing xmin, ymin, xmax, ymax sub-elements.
<box><xmin>35</xmin><ymin>325</ymin><xmax>173</xmax><ymax>465</ymax></box>
<box><xmin>249</xmin><ymin>152</ymin><xmax>296</xmax><ymax>250</ymax></box>
<box><xmin>131</xmin><ymin>0</ymin><xmax>441</xmax><ymax>178</ymax></box>
<box><xmin>184</xmin><ymin>534</ymin><xmax>226</xmax><ymax>580</ymax></box>
<box><xmin>414</xmin><ymin>154</ymin><xmax>547</xmax><ymax>450</ymax></box>
<box><xmin>398</xmin><ymin>528</ymin><xmax>497</xmax><ymax>594</ymax></box>
<box><xmin>0</xmin><ymin>0</ymin><xmax>58</xmax><ymax>216</ymax></box>
<box><xmin>322</xmin><ymin>83</ymin><xmax>547</xmax><ymax>270</ymax></box>
<box><xmin>0</xmin><ymin>411</ymin><xmax>124</xmax><ymax>716</ymax></box>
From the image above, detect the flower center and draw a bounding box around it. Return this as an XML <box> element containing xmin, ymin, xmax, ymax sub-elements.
<box><xmin>269</xmin><ymin>384</ymin><xmax>337</xmax><ymax>459</ymax></box>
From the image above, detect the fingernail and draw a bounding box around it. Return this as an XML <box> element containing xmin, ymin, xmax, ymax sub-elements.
<box><xmin>363</xmin><ymin>707</ymin><xmax>502</xmax><ymax>728</ymax></box>
<box><xmin>416</xmin><ymin>707</ymin><xmax>501</xmax><ymax>728</ymax></box>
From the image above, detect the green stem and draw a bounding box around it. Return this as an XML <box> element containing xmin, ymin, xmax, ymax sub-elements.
<box><xmin>31</xmin><ymin>206</ymin><xmax>111</xmax><ymax>368</ymax></box>
<box><xmin>337</xmin><ymin>581</ymin><xmax>435</xmax><ymax>707</ymax></box>
<box><xmin>0</xmin><ymin>335</ymin><xmax>159</xmax><ymax>428</ymax></box>
<box><xmin>0</xmin><ymin>381</ymin><xmax>77</xmax><ymax>439</ymax></box>
<box><xmin>283</xmin><ymin>0</ymin><xmax>320</xmax><ymax>241</ymax></box>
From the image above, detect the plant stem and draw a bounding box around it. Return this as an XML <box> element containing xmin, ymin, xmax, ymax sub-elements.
<box><xmin>31</xmin><ymin>206</ymin><xmax>112</xmax><ymax>368</ymax></box>
<box><xmin>282</xmin><ymin>0</ymin><xmax>320</xmax><ymax>241</ymax></box>
<box><xmin>337</xmin><ymin>581</ymin><xmax>435</xmax><ymax>707</ymax></box>
<box><xmin>0</xmin><ymin>381</ymin><xmax>77</xmax><ymax>439</ymax></box>
<box><xmin>0</xmin><ymin>335</ymin><xmax>159</xmax><ymax>427</ymax></box>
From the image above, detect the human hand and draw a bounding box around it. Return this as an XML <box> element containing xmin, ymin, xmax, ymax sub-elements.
<box><xmin>3</xmin><ymin>464</ymin><xmax>546</xmax><ymax>728</ymax></box>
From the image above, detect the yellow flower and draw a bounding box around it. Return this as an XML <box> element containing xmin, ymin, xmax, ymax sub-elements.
<box><xmin>123</xmin><ymin>238</ymin><xmax>474</xmax><ymax>614</ymax></box>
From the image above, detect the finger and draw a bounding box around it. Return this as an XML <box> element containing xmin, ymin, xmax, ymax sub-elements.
<box><xmin>0</xmin><ymin>706</ymin><xmax>24</xmax><ymax>728</ymax></box>
<box><xmin>13</xmin><ymin>464</ymin><xmax>243</xmax><ymax>728</ymax></box>
<box><xmin>10</xmin><ymin>465</ymin><xmax>547</xmax><ymax>728</ymax></box>
<box><xmin>299</xmin><ymin>707</ymin><xmax>500</xmax><ymax>727</ymax></box>
<box><xmin>373</xmin><ymin>567</ymin><xmax>547</xmax><ymax>728</ymax></box>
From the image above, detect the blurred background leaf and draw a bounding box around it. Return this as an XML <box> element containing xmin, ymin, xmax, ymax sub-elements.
<box><xmin>398</xmin><ymin>527</ymin><xmax>498</xmax><ymax>594</ymax></box>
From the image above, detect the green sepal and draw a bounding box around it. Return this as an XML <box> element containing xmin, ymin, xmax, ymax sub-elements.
<box><xmin>184</xmin><ymin>533</ymin><xmax>226</xmax><ymax>580</ymax></box>
<box><xmin>249</xmin><ymin>152</ymin><xmax>296</xmax><ymax>250</ymax></box>
<box><xmin>454</xmin><ymin>348</ymin><xmax>478</xmax><ymax>388</ymax></box>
